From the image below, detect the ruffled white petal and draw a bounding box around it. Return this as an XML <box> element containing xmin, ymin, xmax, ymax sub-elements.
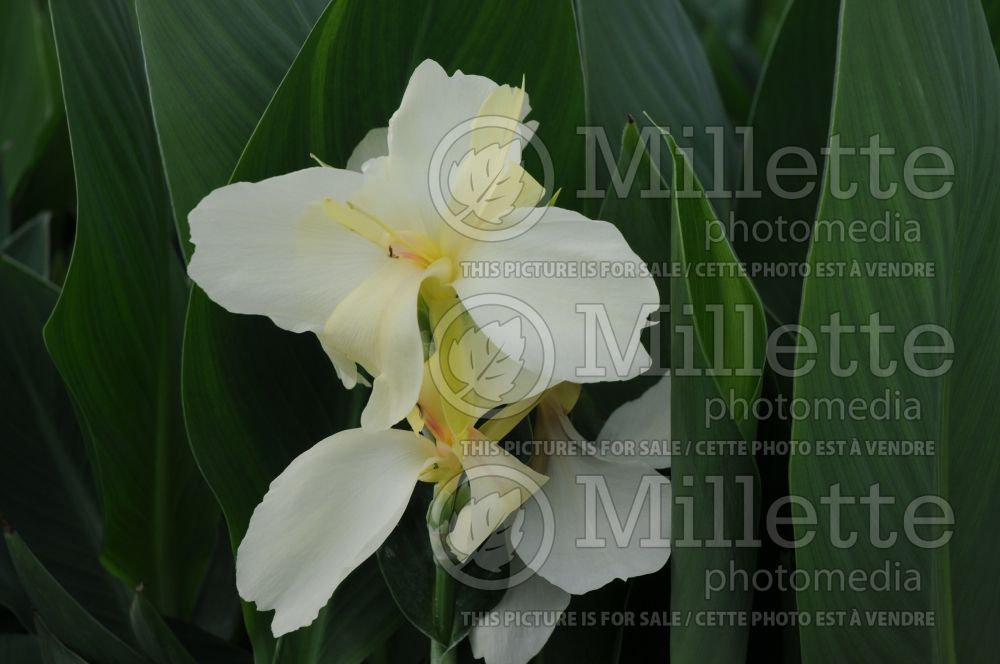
<box><xmin>452</xmin><ymin>206</ymin><xmax>659</xmax><ymax>392</ymax></box>
<box><xmin>188</xmin><ymin>167</ymin><xmax>385</xmax><ymax>334</ymax></box>
<box><xmin>517</xmin><ymin>406</ymin><xmax>670</xmax><ymax>595</ymax></box>
<box><xmin>324</xmin><ymin>257</ymin><xmax>451</xmax><ymax>431</ymax></box>
<box><xmin>469</xmin><ymin>572</ymin><xmax>570</xmax><ymax>664</ymax></box>
<box><xmin>390</xmin><ymin>60</ymin><xmax>498</xmax><ymax>172</ymax></box>
<box><xmin>236</xmin><ymin>428</ymin><xmax>436</xmax><ymax>636</ymax></box>
<box><xmin>597</xmin><ymin>376</ymin><xmax>672</xmax><ymax>469</ymax></box>
<box><xmin>351</xmin><ymin>60</ymin><xmax>535</xmax><ymax>240</ymax></box>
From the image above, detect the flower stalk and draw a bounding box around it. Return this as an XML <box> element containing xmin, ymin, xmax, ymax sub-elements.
<box><xmin>429</xmin><ymin>482</ymin><xmax>457</xmax><ymax>664</ymax></box>
<box><xmin>430</xmin><ymin>561</ymin><xmax>456</xmax><ymax>664</ymax></box>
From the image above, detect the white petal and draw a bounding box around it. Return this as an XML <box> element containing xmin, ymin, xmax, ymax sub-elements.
<box><xmin>469</xmin><ymin>572</ymin><xmax>570</xmax><ymax>664</ymax></box>
<box><xmin>346</xmin><ymin>127</ymin><xmax>388</xmax><ymax>172</ymax></box>
<box><xmin>351</xmin><ymin>60</ymin><xmax>535</xmax><ymax>240</ymax></box>
<box><xmin>452</xmin><ymin>206</ymin><xmax>659</xmax><ymax>391</ymax></box>
<box><xmin>188</xmin><ymin>167</ymin><xmax>385</xmax><ymax>334</ymax></box>
<box><xmin>324</xmin><ymin>257</ymin><xmax>451</xmax><ymax>431</ymax></box>
<box><xmin>597</xmin><ymin>376</ymin><xmax>672</xmax><ymax>469</ymax></box>
<box><xmin>517</xmin><ymin>408</ymin><xmax>670</xmax><ymax>594</ymax></box>
<box><xmin>236</xmin><ymin>428</ymin><xmax>436</xmax><ymax>636</ymax></box>
<box><xmin>388</xmin><ymin>59</ymin><xmax>497</xmax><ymax>180</ymax></box>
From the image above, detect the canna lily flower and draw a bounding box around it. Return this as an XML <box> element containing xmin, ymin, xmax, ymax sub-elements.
<box><xmin>187</xmin><ymin>59</ymin><xmax>658</xmax><ymax>432</ymax></box>
<box><xmin>236</xmin><ymin>358</ymin><xmax>547</xmax><ymax>636</ymax></box>
<box><xmin>469</xmin><ymin>377</ymin><xmax>672</xmax><ymax>664</ymax></box>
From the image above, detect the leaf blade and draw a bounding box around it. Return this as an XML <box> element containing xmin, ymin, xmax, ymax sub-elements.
<box><xmin>45</xmin><ymin>0</ymin><xmax>216</xmax><ymax>615</ymax></box>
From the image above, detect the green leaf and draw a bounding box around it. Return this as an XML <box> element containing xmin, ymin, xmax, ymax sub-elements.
<box><xmin>0</xmin><ymin>0</ymin><xmax>57</xmax><ymax>194</ymax></box>
<box><xmin>44</xmin><ymin>0</ymin><xmax>216</xmax><ymax>616</ymax></box>
<box><xmin>8</xmin><ymin>118</ymin><xmax>76</xmax><ymax>249</ymax></box>
<box><xmin>3</xmin><ymin>211</ymin><xmax>51</xmax><ymax>277</ymax></box>
<box><xmin>5</xmin><ymin>534</ymin><xmax>145</xmax><ymax>664</ymax></box>
<box><xmin>137</xmin><ymin>0</ymin><xmax>343</xmax><ymax>649</ymax></box>
<box><xmin>188</xmin><ymin>525</ymin><xmax>241</xmax><ymax>642</ymax></box>
<box><xmin>232</xmin><ymin>0</ymin><xmax>585</xmax><ymax>203</ymax></box>
<box><xmin>376</xmin><ymin>485</ymin><xmax>501</xmax><ymax>650</ymax></box>
<box><xmin>35</xmin><ymin>619</ymin><xmax>88</xmax><ymax>664</ymax></box>
<box><xmin>664</xmin><ymin>132</ymin><xmax>766</xmax><ymax>663</ymax></box>
<box><xmin>0</xmin><ymin>541</ymin><xmax>33</xmax><ymax>629</ymax></box>
<box><xmin>572</xmin><ymin>0</ymin><xmax>736</xmax><ymax>212</ymax></box>
<box><xmin>0</xmin><ymin>634</ymin><xmax>42</xmax><ymax>664</ymax></box>
<box><xmin>539</xmin><ymin>581</ymin><xmax>630</xmax><ymax>663</ymax></box>
<box><xmin>735</xmin><ymin>0</ymin><xmax>840</xmax><ymax>326</ymax></box>
<box><xmin>135</xmin><ymin>0</ymin><xmax>331</xmax><ymax>258</ymax></box>
<box><xmin>790</xmin><ymin>1</ymin><xmax>1000</xmax><ymax>661</ymax></box>
<box><xmin>0</xmin><ymin>256</ymin><xmax>130</xmax><ymax>635</ymax></box>
<box><xmin>681</xmin><ymin>0</ymin><xmax>763</xmax><ymax>123</ymax></box>
<box><xmin>162</xmin><ymin>621</ymin><xmax>252</xmax><ymax>664</ymax></box>
<box><xmin>583</xmin><ymin>121</ymin><xmax>673</xmax><ymax>415</ymax></box>
<box><xmin>277</xmin><ymin>559</ymin><xmax>400</xmax><ymax>664</ymax></box>
<box><xmin>0</xmin><ymin>162</ymin><xmax>9</xmax><ymax>241</ymax></box>
<box><xmin>983</xmin><ymin>0</ymin><xmax>1000</xmax><ymax>57</ymax></box>
<box><xmin>129</xmin><ymin>593</ymin><xmax>196</xmax><ymax>664</ymax></box>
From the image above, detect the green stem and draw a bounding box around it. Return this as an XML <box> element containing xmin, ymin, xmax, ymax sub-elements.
<box><xmin>430</xmin><ymin>562</ymin><xmax>456</xmax><ymax>664</ymax></box>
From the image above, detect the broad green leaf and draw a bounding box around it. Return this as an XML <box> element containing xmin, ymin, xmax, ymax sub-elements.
<box><xmin>665</xmin><ymin>132</ymin><xmax>765</xmax><ymax>663</ymax></box>
<box><xmin>135</xmin><ymin>0</ymin><xmax>331</xmax><ymax>257</ymax></box>
<box><xmin>129</xmin><ymin>593</ymin><xmax>196</xmax><ymax>664</ymax></box>
<box><xmin>584</xmin><ymin>121</ymin><xmax>672</xmax><ymax>415</ymax></box>
<box><xmin>181</xmin><ymin>0</ymin><xmax>584</xmax><ymax>654</ymax></box>
<box><xmin>376</xmin><ymin>485</ymin><xmax>502</xmax><ymax>650</ymax></box>
<box><xmin>136</xmin><ymin>0</ymin><xmax>338</xmax><ymax>652</ymax></box>
<box><xmin>0</xmin><ymin>634</ymin><xmax>42</xmax><ymax>663</ymax></box>
<box><xmin>36</xmin><ymin>619</ymin><xmax>89</xmax><ymax>664</ymax></box>
<box><xmin>3</xmin><ymin>211</ymin><xmax>51</xmax><ymax>277</ymax></box>
<box><xmin>232</xmin><ymin>0</ymin><xmax>585</xmax><ymax>201</ymax></box>
<box><xmin>281</xmin><ymin>559</ymin><xmax>400</xmax><ymax>664</ymax></box>
<box><xmin>0</xmin><ymin>163</ymin><xmax>9</xmax><ymax>241</ymax></box>
<box><xmin>45</xmin><ymin>0</ymin><xmax>216</xmax><ymax>616</ymax></box>
<box><xmin>188</xmin><ymin>526</ymin><xmax>241</xmax><ymax>642</ymax></box>
<box><xmin>984</xmin><ymin>0</ymin><xmax>1000</xmax><ymax>57</ymax></box>
<box><xmin>0</xmin><ymin>256</ymin><xmax>130</xmax><ymax>635</ymax></box>
<box><xmin>735</xmin><ymin>0</ymin><xmax>840</xmax><ymax>326</ymax></box>
<box><xmin>790</xmin><ymin>1</ymin><xmax>1000</xmax><ymax>662</ymax></box>
<box><xmin>163</xmin><ymin>621</ymin><xmax>252</xmax><ymax>664</ymax></box>
<box><xmin>681</xmin><ymin>0</ymin><xmax>763</xmax><ymax>123</ymax></box>
<box><xmin>539</xmin><ymin>581</ymin><xmax>630</xmax><ymax>663</ymax></box>
<box><xmin>750</xmin><ymin>0</ymin><xmax>794</xmax><ymax>53</ymax></box>
<box><xmin>0</xmin><ymin>0</ymin><xmax>56</xmax><ymax>194</ymax></box>
<box><xmin>0</xmin><ymin>540</ymin><xmax>33</xmax><ymax>629</ymax></box>
<box><xmin>132</xmin><ymin>587</ymin><xmax>252</xmax><ymax>663</ymax></box>
<box><xmin>5</xmin><ymin>534</ymin><xmax>145</xmax><ymax>664</ymax></box>
<box><xmin>8</xmin><ymin>118</ymin><xmax>75</xmax><ymax>253</ymax></box>
<box><xmin>572</xmin><ymin>0</ymin><xmax>736</xmax><ymax>213</ymax></box>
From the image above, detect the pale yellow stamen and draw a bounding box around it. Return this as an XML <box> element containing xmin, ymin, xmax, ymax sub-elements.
<box><xmin>323</xmin><ymin>197</ymin><xmax>391</xmax><ymax>247</ymax></box>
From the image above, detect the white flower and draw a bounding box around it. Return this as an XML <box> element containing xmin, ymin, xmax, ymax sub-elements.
<box><xmin>187</xmin><ymin>59</ymin><xmax>658</xmax><ymax>433</ymax></box>
<box><xmin>469</xmin><ymin>377</ymin><xmax>672</xmax><ymax>664</ymax></box>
